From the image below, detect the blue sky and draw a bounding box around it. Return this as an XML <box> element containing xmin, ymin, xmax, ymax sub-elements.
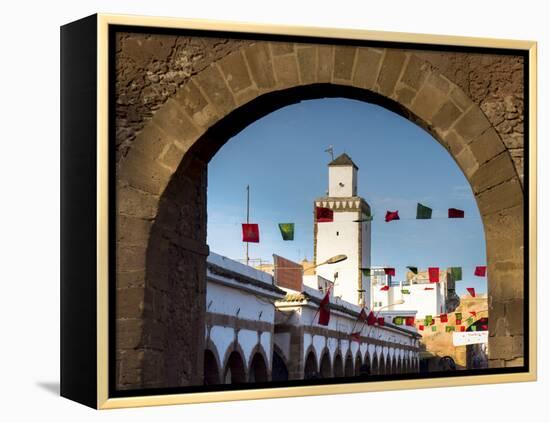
<box><xmin>207</xmin><ymin>98</ymin><xmax>487</xmax><ymax>295</ymax></box>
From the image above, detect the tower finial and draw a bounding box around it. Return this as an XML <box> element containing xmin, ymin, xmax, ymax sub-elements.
<box><xmin>324</xmin><ymin>145</ymin><xmax>334</xmax><ymax>161</ymax></box>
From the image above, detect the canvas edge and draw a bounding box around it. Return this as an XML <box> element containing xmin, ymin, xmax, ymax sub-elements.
<box><xmin>94</xmin><ymin>13</ymin><xmax>538</xmax><ymax>410</ymax></box>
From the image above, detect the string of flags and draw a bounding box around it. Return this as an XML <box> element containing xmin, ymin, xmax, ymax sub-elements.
<box><xmin>241</xmin><ymin>204</ymin><xmax>467</xmax><ymax>243</ymax></box>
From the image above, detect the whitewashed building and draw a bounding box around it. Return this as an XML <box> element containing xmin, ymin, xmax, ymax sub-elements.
<box><xmin>373</xmin><ymin>269</ymin><xmax>460</xmax><ymax>319</ymax></box>
<box><xmin>203</xmin><ymin>154</ymin><xmax>421</xmax><ymax>385</ymax></box>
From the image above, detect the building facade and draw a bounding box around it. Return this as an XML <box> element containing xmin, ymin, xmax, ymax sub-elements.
<box><xmin>203</xmin><ymin>155</ymin><xmax>421</xmax><ymax>384</ymax></box>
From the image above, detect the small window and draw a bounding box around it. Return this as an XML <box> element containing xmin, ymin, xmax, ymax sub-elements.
<box><xmin>336</xmin><ymin>231</ymin><xmax>339</xmax><ymax>236</ymax></box>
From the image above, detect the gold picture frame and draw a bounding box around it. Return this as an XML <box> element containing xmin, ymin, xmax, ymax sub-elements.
<box><xmin>60</xmin><ymin>13</ymin><xmax>537</xmax><ymax>409</ymax></box>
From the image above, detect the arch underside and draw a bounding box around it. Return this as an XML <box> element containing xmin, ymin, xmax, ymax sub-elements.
<box><xmin>115</xmin><ymin>40</ymin><xmax>525</xmax><ymax>389</ymax></box>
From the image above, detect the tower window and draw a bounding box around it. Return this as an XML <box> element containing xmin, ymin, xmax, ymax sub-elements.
<box><xmin>336</xmin><ymin>231</ymin><xmax>339</xmax><ymax>236</ymax></box>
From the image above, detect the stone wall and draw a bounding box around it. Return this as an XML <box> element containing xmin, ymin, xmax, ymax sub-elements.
<box><xmin>114</xmin><ymin>30</ymin><xmax>526</xmax><ymax>389</ymax></box>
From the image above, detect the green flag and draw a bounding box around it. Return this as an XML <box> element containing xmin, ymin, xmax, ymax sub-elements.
<box><xmin>432</xmin><ymin>326</ymin><xmax>437</xmax><ymax>332</ymax></box>
<box><xmin>424</xmin><ymin>315</ymin><xmax>433</xmax><ymax>326</ymax></box>
<box><xmin>401</xmin><ymin>289</ymin><xmax>410</xmax><ymax>295</ymax></box>
<box><xmin>393</xmin><ymin>317</ymin><xmax>404</xmax><ymax>325</ymax></box>
<box><xmin>467</xmin><ymin>317</ymin><xmax>474</xmax><ymax>325</ymax></box>
<box><xmin>416</xmin><ymin>203</ymin><xmax>432</xmax><ymax>219</ymax></box>
<box><xmin>360</xmin><ymin>268</ymin><xmax>371</xmax><ymax>277</ymax></box>
<box><xmin>471</xmin><ymin>325</ymin><xmax>477</xmax><ymax>331</ymax></box>
<box><xmin>445</xmin><ymin>326</ymin><xmax>455</xmax><ymax>333</ymax></box>
<box><xmin>278</xmin><ymin>223</ymin><xmax>294</xmax><ymax>241</ymax></box>
<box><xmin>450</xmin><ymin>267</ymin><xmax>463</xmax><ymax>281</ymax></box>
<box><xmin>407</xmin><ymin>266</ymin><xmax>418</xmax><ymax>274</ymax></box>
<box><xmin>455</xmin><ymin>312</ymin><xmax>462</xmax><ymax>321</ymax></box>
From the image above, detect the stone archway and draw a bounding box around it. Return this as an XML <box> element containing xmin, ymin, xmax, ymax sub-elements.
<box><xmin>371</xmin><ymin>354</ymin><xmax>379</xmax><ymax>376</ymax></box>
<box><xmin>203</xmin><ymin>348</ymin><xmax>221</xmax><ymax>385</ymax></box>
<box><xmin>304</xmin><ymin>349</ymin><xmax>318</xmax><ymax>380</ymax></box>
<box><xmin>320</xmin><ymin>350</ymin><xmax>332</xmax><ymax>379</ymax></box>
<box><xmin>223</xmin><ymin>350</ymin><xmax>247</xmax><ymax>384</ymax></box>
<box><xmin>116</xmin><ymin>40</ymin><xmax>524</xmax><ymax>389</ymax></box>
<box><xmin>354</xmin><ymin>353</ymin><xmax>362</xmax><ymax>376</ymax></box>
<box><xmin>249</xmin><ymin>352</ymin><xmax>269</xmax><ymax>383</ymax></box>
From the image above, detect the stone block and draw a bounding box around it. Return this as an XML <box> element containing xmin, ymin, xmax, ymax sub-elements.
<box><xmin>506</xmin><ymin>299</ymin><xmax>525</xmax><ymax>336</ymax></box>
<box><xmin>116</xmin><ymin>183</ymin><xmax>159</xmax><ymax>219</ymax></box>
<box><xmin>174</xmin><ymin>80</ymin><xmax>218</xmax><ymax>128</ymax></box>
<box><xmin>489</xmin><ymin>267</ymin><xmax>524</xmax><ymax>302</ymax></box>
<box><xmin>297</xmin><ymin>46</ymin><xmax>317</xmax><ymax>84</ymax></box>
<box><xmin>352</xmin><ymin>47</ymin><xmax>383</xmax><ymax>89</ymax></box>
<box><xmin>117</xmin><ymin>318</ymin><xmax>144</xmax><ymax>349</ymax></box>
<box><xmin>453</xmin><ymin>106</ymin><xmax>492</xmax><ymax>143</ymax></box>
<box><xmin>450</xmin><ymin>87</ymin><xmax>473</xmax><ymax>112</ymax></box>
<box><xmin>270</xmin><ymin>42</ymin><xmax>295</xmax><ymax>56</ymax></box>
<box><xmin>488</xmin><ymin>359</ymin><xmax>505</xmax><ymax>369</ymax></box>
<box><xmin>443</xmin><ymin>130</ymin><xmax>466</xmax><ymax>156</ymax></box>
<box><xmin>116</xmin><ymin>244</ymin><xmax>147</xmax><ymax>273</ymax></box>
<box><xmin>116</xmin><ymin>215</ymin><xmax>152</xmax><ymax>245</ymax></box>
<box><xmin>118</xmin><ymin>148</ymin><xmax>172</xmax><ymax>195</ymax></box>
<box><xmin>117</xmin><ymin>269</ymin><xmax>146</xmax><ymax>289</ymax></box>
<box><xmin>376</xmin><ymin>50</ymin><xmax>407</xmax><ymax>97</ymax></box>
<box><xmin>273</xmin><ymin>53</ymin><xmax>300</xmax><ymax>86</ymax></box>
<box><xmin>400</xmin><ymin>54</ymin><xmax>430</xmax><ymax>90</ymax></box>
<box><xmin>193</xmin><ymin>64</ymin><xmax>236</xmax><ymax>116</ymax></box>
<box><xmin>469</xmin><ymin>128</ymin><xmax>506</xmax><ymax>165</ymax></box>
<box><xmin>470</xmin><ymin>152</ymin><xmax>517</xmax><ymax>194</ymax></box>
<box><xmin>116</xmin><ymin>287</ymin><xmax>150</xmax><ymax>319</ymax></box>
<box><xmin>131</xmin><ymin>123</ymin><xmax>173</xmax><ymax>162</ymax></box>
<box><xmin>317</xmin><ymin>45</ymin><xmax>334</xmax><ymax>83</ymax></box>
<box><xmin>160</xmin><ymin>142</ymin><xmax>186</xmax><ymax>172</ymax></box>
<box><xmin>218</xmin><ymin>50</ymin><xmax>253</xmax><ymax>94</ymax></box>
<box><xmin>484</xmin><ymin>205</ymin><xmax>524</xmax><ymax>245</ymax></box>
<box><xmin>455</xmin><ymin>146</ymin><xmax>479</xmax><ymax>178</ymax></box>
<box><xmin>151</xmin><ymin>99</ymin><xmax>200</xmax><ymax>145</ymax></box>
<box><xmin>476</xmin><ymin>177</ymin><xmax>523</xmax><ymax>216</ymax></box>
<box><xmin>490</xmin><ymin>336</ymin><xmax>516</xmax><ymax>360</ymax></box>
<box><xmin>410</xmin><ymin>75</ymin><xmax>449</xmax><ymax>122</ymax></box>
<box><xmin>394</xmin><ymin>85</ymin><xmax>416</xmax><ymax>106</ymax></box>
<box><xmin>505</xmin><ymin>356</ymin><xmax>524</xmax><ymax>367</ymax></box>
<box><xmin>234</xmin><ymin>86</ymin><xmax>260</xmax><ymax>107</ymax></box>
<box><xmin>431</xmin><ymin>100</ymin><xmax>463</xmax><ymax>132</ymax></box>
<box><xmin>333</xmin><ymin>46</ymin><xmax>356</xmax><ymax>81</ymax></box>
<box><xmin>243</xmin><ymin>43</ymin><xmax>276</xmax><ymax>89</ymax></box>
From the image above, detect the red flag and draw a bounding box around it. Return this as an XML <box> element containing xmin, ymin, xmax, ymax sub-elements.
<box><xmin>350</xmin><ymin>332</ymin><xmax>361</xmax><ymax>342</ymax></box>
<box><xmin>316</xmin><ymin>207</ymin><xmax>334</xmax><ymax>223</ymax></box>
<box><xmin>385</xmin><ymin>210</ymin><xmax>400</xmax><ymax>222</ymax></box>
<box><xmin>424</xmin><ymin>287</ymin><xmax>434</xmax><ymax>291</ymax></box>
<box><xmin>405</xmin><ymin>316</ymin><xmax>415</xmax><ymax>326</ymax></box>
<box><xmin>428</xmin><ymin>267</ymin><xmax>439</xmax><ymax>283</ymax></box>
<box><xmin>380</xmin><ymin>285</ymin><xmax>390</xmax><ymax>291</ymax></box>
<box><xmin>384</xmin><ymin>267</ymin><xmax>395</xmax><ymax>276</ymax></box>
<box><xmin>359</xmin><ymin>308</ymin><xmax>368</xmax><ymax>322</ymax></box>
<box><xmin>440</xmin><ymin>313</ymin><xmax>448</xmax><ymax>323</ymax></box>
<box><xmin>481</xmin><ymin>324</ymin><xmax>488</xmax><ymax>331</ymax></box>
<box><xmin>448</xmin><ymin>208</ymin><xmax>465</xmax><ymax>218</ymax></box>
<box><xmin>456</xmin><ymin>319</ymin><xmax>462</xmax><ymax>325</ymax></box>
<box><xmin>366</xmin><ymin>311</ymin><xmax>377</xmax><ymax>326</ymax></box>
<box><xmin>318</xmin><ymin>288</ymin><xmax>331</xmax><ymax>326</ymax></box>
<box><xmin>377</xmin><ymin>317</ymin><xmax>385</xmax><ymax>326</ymax></box>
<box><xmin>242</xmin><ymin>223</ymin><xmax>260</xmax><ymax>243</ymax></box>
<box><xmin>467</xmin><ymin>287</ymin><xmax>476</xmax><ymax>297</ymax></box>
<box><xmin>469</xmin><ymin>311</ymin><xmax>477</xmax><ymax>317</ymax></box>
<box><xmin>474</xmin><ymin>266</ymin><xmax>487</xmax><ymax>277</ymax></box>
<box><xmin>459</xmin><ymin>326</ymin><xmax>466</xmax><ymax>332</ymax></box>
<box><xmin>419</xmin><ymin>325</ymin><xmax>425</xmax><ymax>331</ymax></box>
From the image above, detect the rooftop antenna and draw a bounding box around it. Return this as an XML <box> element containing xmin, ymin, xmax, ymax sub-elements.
<box><xmin>324</xmin><ymin>145</ymin><xmax>334</xmax><ymax>161</ymax></box>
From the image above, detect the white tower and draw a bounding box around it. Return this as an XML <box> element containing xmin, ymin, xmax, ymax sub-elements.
<box><xmin>314</xmin><ymin>154</ymin><xmax>372</xmax><ymax>307</ymax></box>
